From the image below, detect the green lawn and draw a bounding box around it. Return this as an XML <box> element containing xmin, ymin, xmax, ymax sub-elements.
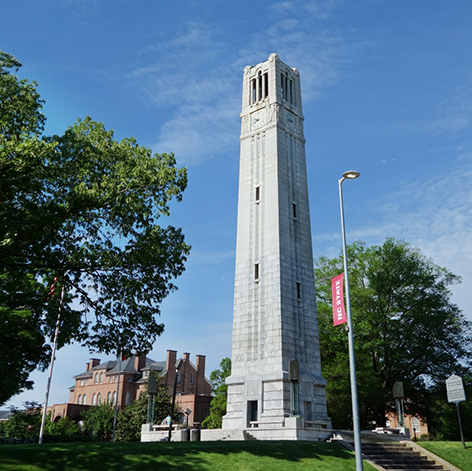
<box><xmin>0</xmin><ymin>441</ymin><xmax>377</xmax><ymax>471</ymax></box>
<box><xmin>419</xmin><ymin>441</ymin><xmax>472</xmax><ymax>471</ymax></box>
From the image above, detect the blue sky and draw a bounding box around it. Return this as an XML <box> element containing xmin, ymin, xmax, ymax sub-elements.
<box><xmin>3</xmin><ymin>0</ymin><xmax>472</xmax><ymax>408</ymax></box>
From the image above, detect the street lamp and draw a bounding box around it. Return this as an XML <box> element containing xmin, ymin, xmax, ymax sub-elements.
<box><xmin>168</xmin><ymin>358</ymin><xmax>184</xmax><ymax>441</ymax></box>
<box><xmin>338</xmin><ymin>170</ymin><xmax>363</xmax><ymax>471</ymax></box>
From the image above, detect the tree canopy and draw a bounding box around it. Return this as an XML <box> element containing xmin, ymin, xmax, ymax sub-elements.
<box><xmin>315</xmin><ymin>238</ymin><xmax>472</xmax><ymax>430</ymax></box>
<box><xmin>202</xmin><ymin>357</ymin><xmax>231</xmax><ymax>429</ymax></box>
<box><xmin>0</xmin><ymin>51</ymin><xmax>190</xmax><ymax>405</ymax></box>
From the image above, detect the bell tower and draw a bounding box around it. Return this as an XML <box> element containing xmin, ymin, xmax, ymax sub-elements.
<box><xmin>222</xmin><ymin>54</ymin><xmax>331</xmax><ymax>437</ymax></box>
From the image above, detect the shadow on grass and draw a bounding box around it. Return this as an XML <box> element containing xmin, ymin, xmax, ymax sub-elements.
<box><xmin>0</xmin><ymin>440</ymin><xmax>361</xmax><ymax>471</ymax></box>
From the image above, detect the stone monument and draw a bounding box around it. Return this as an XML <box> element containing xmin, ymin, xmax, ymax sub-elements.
<box><xmin>222</xmin><ymin>54</ymin><xmax>331</xmax><ymax>439</ymax></box>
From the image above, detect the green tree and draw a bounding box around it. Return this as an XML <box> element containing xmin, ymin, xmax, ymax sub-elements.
<box><xmin>202</xmin><ymin>357</ymin><xmax>231</xmax><ymax>429</ymax></box>
<box><xmin>0</xmin><ymin>402</ymin><xmax>42</xmax><ymax>439</ymax></box>
<box><xmin>43</xmin><ymin>416</ymin><xmax>80</xmax><ymax>441</ymax></box>
<box><xmin>314</xmin><ymin>238</ymin><xmax>472</xmax><ymax>430</ymax></box>
<box><xmin>115</xmin><ymin>374</ymin><xmax>173</xmax><ymax>441</ymax></box>
<box><xmin>0</xmin><ymin>51</ymin><xmax>190</xmax><ymax>405</ymax></box>
<box><xmin>81</xmin><ymin>403</ymin><xmax>115</xmax><ymax>441</ymax></box>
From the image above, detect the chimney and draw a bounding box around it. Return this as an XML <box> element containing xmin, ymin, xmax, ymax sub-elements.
<box><xmin>166</xmin><ymin>350</ymin><xmax>177</xmax><ymax>388</ymax></box>
<box><xmin>89</xmin><ymin>358</ymin><xmax>100</xmax><ymax>369</ymax></box>
<box><xmin>184</xmin><ymin>352</ymin><xmax>190</xmax><ymax>363</ymax></box>
<box><xmin>134</xmin><ymin>354</ymin><xmax>146</xmax><ymax>372</ymax></box>
<box><xmin>85</xmin><ymin>362</ymin><xmax>90</xmax><ymax>372</ymax></box>
<box><xmin>196</xmin><ymin>355</ymin><xmax>206</xmax><ymax>394</ymax></box>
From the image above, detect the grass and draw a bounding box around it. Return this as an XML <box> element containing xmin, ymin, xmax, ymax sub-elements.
<box><xmin>0</xmin><ymin>440</ymin><xmax>378</xmax><ymax>471</ymax></box>
<box><xmin>419</xmin><ymin>441</ymin><xmax>472</xmax><ymax>471</ymax></box>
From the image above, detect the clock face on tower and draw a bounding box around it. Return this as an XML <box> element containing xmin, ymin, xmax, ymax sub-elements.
<box><xmin>251</xmin><ymin>109</ymin><xmax>266</xmax><ymax>131</ymax></box>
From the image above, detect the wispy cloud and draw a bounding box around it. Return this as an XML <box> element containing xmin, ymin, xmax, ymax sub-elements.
<box><xmin>431</xmin><ymin>77</ymin><xmax>472</xmax><ymax>132</ymax></box>
<box><xmin>128</xmin><ymin>3</ymin><xmax>367</xmax><ymax>166</ymax></box>
<box><xmin>348</xmin><ymin>159</ymin><xmax>472</xmax><ymax>313</ymax></box>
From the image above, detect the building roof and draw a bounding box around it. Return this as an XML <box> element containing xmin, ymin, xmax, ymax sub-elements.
<box><xmin>73</xmin><ymin>355</ymin><xmax>159</xmax><ymax>379</ymax></box>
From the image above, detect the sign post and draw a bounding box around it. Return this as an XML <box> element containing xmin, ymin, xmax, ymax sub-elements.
<box><xmin>446</xmin><ymin>375</ymin><xmax>466</xmax><ymax>449</ymax></box>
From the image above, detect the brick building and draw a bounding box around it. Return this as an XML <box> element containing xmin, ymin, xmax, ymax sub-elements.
<box><xmin>50</xmin><ymin>350</ymin><xmax>212</xmax><ymax>426</ymax></box>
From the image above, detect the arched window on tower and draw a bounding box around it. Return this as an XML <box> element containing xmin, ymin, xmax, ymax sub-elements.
<box><xmin>92</xmin><ymin>393</ymin><xmax>96</xmax><ymax>406</ymax></box>
<box><xmin>77</xmin><ymin>395</ymin><xmax>82</xmax><ymax>405</ymax></box>
<box><xmin>251</xmin><ymin>78</ymin><xmax>257</xmax><ymax>104</ymax></box>
<box><xmin>258</xmin><ymin>70</ymin><xmax>262</xmax><ymax>101</ymax></box>
<box><xmin>285</xmin><ymin>72</ymin><xmax>289</xmax><ymax>103</ymax></box>
<box><xmin>97</xmin><ymin>393</ymin><xmax>101</xmax><ymax>405</ymax></box>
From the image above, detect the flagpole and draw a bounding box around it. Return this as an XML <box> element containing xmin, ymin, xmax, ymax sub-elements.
<box><xmin>112</xmin><ymin>351</ymin><xmax>122</xmax><ymax>442</ymax></box>
<box><xmin>39</xmin><ymin>282</ymin><xmax>65</xmax><ymax>444</ymax></box>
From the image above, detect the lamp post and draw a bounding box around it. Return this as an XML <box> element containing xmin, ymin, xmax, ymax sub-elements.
<box><xmin>338</xmin><ymin>170</ymin><xmax>363</xmax><ymax>471</ymax></box>
<box><xmin>168</xmin><ymin>358</ymin><xmax>184</xmax><ymax>441</ymax></box>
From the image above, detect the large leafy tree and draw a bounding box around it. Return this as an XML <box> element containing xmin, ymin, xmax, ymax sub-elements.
<box><xmin>315</xmin><ymin>238</ymin><xmax>472</xmax><ymax>430</ymax></box>
<box><xmin>0</xmin><ymin>51</ymin><xmax>190</xmax><ymax>405</ymax></box>
<box><xmin>115</xmin><ymin>373</ymin><xmax>173</xmax><ymax>441</ymax></box>
<box><xmin>202</xmin><ymin>357</ymin><xmax>231</xmax><ymax>429</ymax></box>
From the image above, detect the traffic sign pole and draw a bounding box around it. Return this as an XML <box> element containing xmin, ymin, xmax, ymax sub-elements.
<box><xmin>455</xmin><ymin>402</ymin><xmax>466</xmax><ymax>449</ymax></box>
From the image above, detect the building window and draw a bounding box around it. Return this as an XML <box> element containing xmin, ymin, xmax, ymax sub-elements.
<box><xmin>292</xmin><ymin>202</ymin><xmax>297</xmax><ymax>220</ymax></box>
<box><xmin>280</xmin><ymin>72</ymin><xmax>285</xmax><ymax>100</ymax></box>
<box><xmin>255</xmin><ymin>185</ymin><xmax>260</xmax><ymax>202</ymax></box>
<box><xmin>109</xmin><ymin>376</ymin><xmax>113</xmax><ymax>383</ymax></box>
<box><xmin>285</xmin><ymin>72</ymin><xmax>289</xmax><ymax>102</ymax></box>
<box><xmin>97</xmin><ymin>393</ymin><xmax>101</xmax><ymax>405</ymax></box>
<box><xmin>128</xmin><ymin>376</ymin><xmax>133</xmax><ymax>382</ymax></box>
<box><xmin>85</xmin><ymin>379</ymin><xmax>89</xmax><ymax>385</ymax></box>
<box><xmin>83</xmin><ymin>394</ymin><xmax>87</xmax><ymax>405</ymax></box>
<box><xmin>78</xmin><ymin>395</ymin><xmax>82</xmax><ymax>405</ymax></box>
<box><xmin>190</xmin><ymin>373</ymin><xmax>194</xmax><ymax>385</ymax></box>
<box><xmin>100</xmin><ymin>372</ymin><xmax>104</xmax><ymax>384</ymax></box>
<box><xmin>80</xmin><ymin>379</ymin><xmax>84</xmax><ymax>386</ymax></box>
<box><xmin>296</xmin><ymin>282</ymin><xmax>301</xmax><ymax>300</ymax></box>
<box><xmin>107</xmin><ymin>392</ymin><xmax>112</xmax><ymax>405</ymax></box>
<box><xmin>176</xmin><ymin>372</ymin><xmax>181</xmax><ymax>384</ymax></box>
<box><xmin>251</xmin><ymin>78</ymin><xmax>256</xmax><ymax>104</ymax></box>
<box><xmin>255</xmin><ymin>263</ymin><xmax>260</xmax><ymax>281</ymax></box>
<box><xmin>264</xmin><ymin>72</ymin><xmax>269</xmax><ymax>98</ymax></box>
<box><xmin>142</xmin><ymin>370</ymin><xmax>149</xmax><ymax>379</ymax></box>
<box><xmin>126</xmin><ymin>392</ymin><xmax>131</xmax><ymax>406</ymax></box>
<box><xmin>258</xmin><ymin>70</ymin><xmax>262</xmax><ymax>101</ymax></box>
<box><xmin>92</xmin><ymin>393</ymin><xmax>96</xmax><ymax>406</ymax></box>
<box><xmin>112</xmin><ymin>391</ymin><xmax>116</xmax><ymax>406</ymax></box>
<box><xmin>94</xmin><ymin>374</ymin><xmax>98</xmax><ymax>384</ymax></box>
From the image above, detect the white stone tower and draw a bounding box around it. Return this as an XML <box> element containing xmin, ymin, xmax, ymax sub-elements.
<box><xmin>222</xmin><ymin>54</ymin><xmax>331</xmax><ymax>438</ymax></box>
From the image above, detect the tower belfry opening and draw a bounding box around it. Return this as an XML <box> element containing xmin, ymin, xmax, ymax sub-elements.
<box><xmin>222</xmin><ymin>53</ymin><xmax>331</xmax><ymax>440</ymax></box>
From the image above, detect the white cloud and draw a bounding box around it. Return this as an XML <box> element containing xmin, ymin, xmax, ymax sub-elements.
<box><xmin>128</xmin><ymin>8</ymin><xmax>366</xmax><ymax>166</ymax></box>
<box><xmin>431</xmin><ymin>78</ymin><xmax>472</xmax><ymax>132</ymax></box>
<box><xmin>347</xmin><ymin>160</ymin><xmax>472</xmax><ymax>317</ymax></box>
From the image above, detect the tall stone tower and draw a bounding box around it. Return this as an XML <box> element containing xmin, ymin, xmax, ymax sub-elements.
<box><xmin>222</xmin><ymin>54</ymin><xmax>331</xmax><ymax>438</ymax></box>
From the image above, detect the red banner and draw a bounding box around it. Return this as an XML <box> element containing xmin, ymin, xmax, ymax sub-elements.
<box><xmin>331</xmin><ymin>273</ymin><xmax>347</xmax><ymax>326</ymax></box>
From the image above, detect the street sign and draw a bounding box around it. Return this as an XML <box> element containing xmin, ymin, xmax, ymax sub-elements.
<box><xmin>446</xmin><ymin>374</ymin><xmax>466</xmax><ymax>403</ymax></box>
